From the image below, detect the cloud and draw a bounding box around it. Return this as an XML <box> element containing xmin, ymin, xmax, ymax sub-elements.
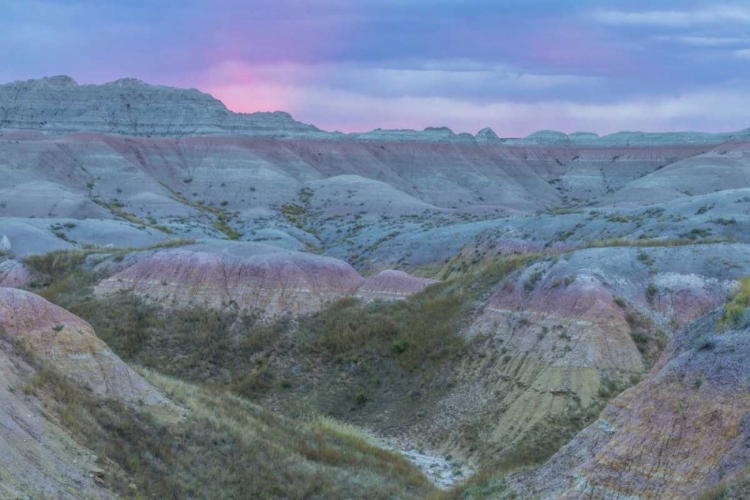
<box><xmin>203</xmin><ymin>73</ymin><xmax>750</xmax><ymax>136</ymax></box>
<box><xmin>654</xmin><ymin>35</ymin><xmax>750</xmax><ymax>47</ymax></box>
<box><xmin>201</xmin><ymin>60</ymin><xmax>601</xmax><ymax>104</ymax></box>
<box><xmin>592</xmin><ymin>5</ymin><xmax>750</xmax><ymax>27</ymax></box>
<box><xmin>735</xmin><ymin>49</ymin><xmax>750</xmax><ymax>59</ymax></box>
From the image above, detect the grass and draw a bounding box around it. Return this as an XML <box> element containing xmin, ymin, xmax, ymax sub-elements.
<box><xmin>33</xmin><ymin>367</ymin><xmax>432</xmax><ymax>499</ymax></box>
<box><xmin>308</xmin><ymin>256</ymin><xmax>529</xmax><ymax>368</ymax></box>
<box><xmin>19</xmin><ymin>248</ymin><xmax>621</xmax><ymax>494</ymax></box>
<box><xmin>624</xmin><ymin>309</ymin><xmax>667</xmax><ymax>369</ymax></box>
<box><xmin>582</xmin><ymin>236</ymin><xmax>737</xmax><ymax>249</ymax></box>
<box><xmin>60</xmin><ymin>290</ymin><xmax>286</xmax><ymax>392</ymax></box>
<box><xmin>5</xmin><ymin>325</ymin><xmax>433</xmax><ymax>499</ymax></box>
<box><xmin>23</xmin><ymin>251</ymin><xmax>532</xmax><ymax>451</ymax></box>
<box><xmin>427</xmin><ymin>403</ymin><xmax>604</xmax><ymax>500</ymax></box>
<box><xmin>718</xmin><ymin>277</ymin><xmax>750</xmax><ymax>331</ymax></box>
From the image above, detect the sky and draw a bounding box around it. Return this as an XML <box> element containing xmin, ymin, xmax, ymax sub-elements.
<box><xmin>2</xmin><ymin>0</ymin><xmax>750</xmax><ymax>136</ymax></box>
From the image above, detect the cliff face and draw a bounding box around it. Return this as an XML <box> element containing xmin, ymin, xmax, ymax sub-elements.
<box><xmin>401</xmin><ymin>244</ymin><xmax>747</xmax><ymax>469</ymax></box>
<box><xmin>357</xmin><ymin>270</ymin><xmax>437</xmax><ymax>301</ymax></box>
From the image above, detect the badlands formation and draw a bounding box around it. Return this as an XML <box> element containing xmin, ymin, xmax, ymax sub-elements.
<box><xmin>0</xmin><ymin>76</ymin><xmax>749</xmax><ymax>499</ymax></box>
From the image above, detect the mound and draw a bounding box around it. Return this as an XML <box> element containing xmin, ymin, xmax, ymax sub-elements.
<box><xmin>95</xmin><ymin>242</ymin><xmax>364</xmax><ymax>315</ymax></box>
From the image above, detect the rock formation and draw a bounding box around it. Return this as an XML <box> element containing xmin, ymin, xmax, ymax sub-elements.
<box><xmin>510</xmin><ymin>311</ymin><xmax>750</xmax><ymax>499</ymax></box>
<box><xmin>0</xmin><ymin>76</ymin><xmax>322</xmax><ymax>138</ymax></box>
<box><xmin>95</xmin><ymin>242</ymin><xmax>365</xmax><ymax>315</ymax></box>
<box><xmin>357</xmin><ymin>270</ymin><xmax>437</xmax><ymax>301</ymax></box>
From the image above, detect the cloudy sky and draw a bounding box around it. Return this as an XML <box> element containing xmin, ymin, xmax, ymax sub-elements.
<box><xmin>3</xmin><ymin>0</ymin><xmax>750</xmax><ymax>136</ymax></box>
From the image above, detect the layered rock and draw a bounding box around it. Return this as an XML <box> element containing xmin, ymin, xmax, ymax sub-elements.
<box><xmin>405</xmin><ymin>244</ymin><xmax>747</xmax><ymax>466</ymax></box>
<box><xmin>506</xmin><ymin>129</ymin><xmax>750</xmax><ymax>147</ymax></box>
<box><xmin>510</xmin><ymin>311</ymin><xmax>750</xmax><ymax>499</ymax></box>
<box><xmin>0</xmin><ymin>288</ymin><xmax>167</xmax><ymax>404</ymax></box>
<box><xmin>0</xmin><ymin>76</ymin><xmax>322</xmax><ymax>138</ymax></box>
<box><xmin>0</xmin><ymin>260</ymin><xmax>30</xmax><ymax>287</ymax></box>
<box><xmin>357</xmin><ymin>270</ymin><xmax>437</xmax><ymax>301</ymax></box>
<box><xmin>599</xmin><ymin>142</ymin><xmax>750</xmax><ymax>206</ymax></box>
<box><xmin>95</xmin><ymin>242</ymin><xmax>364</xmax><ymax>315</ymax></box>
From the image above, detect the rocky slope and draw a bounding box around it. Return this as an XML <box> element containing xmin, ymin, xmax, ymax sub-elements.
<box><xmin>388</xmin><ymin>243</ymin><xmax>747</xmax><ymax>470</ymax></box>
<box><xmin>357</xmin><ymin>270</ymin><xmax>437</xmax><ymax>301</ymax></box>
<box><xmin>509</xmin><ymin>311</ymin><xmax>750</xmax><ymax>499</ymax></box>
<box><xmin>94</xmin><ymin>242</ymin><xmax>437</xmax><ymax>315</ymax></box>
<box><xmin>0</xmin><ymin>287</ymin><xmax>171</xmax><ymax>499</ymax></box>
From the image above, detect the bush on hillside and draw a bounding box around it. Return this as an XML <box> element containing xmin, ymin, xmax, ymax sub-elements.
<box><xmin>718</xmin><ymin>277</ymin><xmax>750</xmax><ymax>331</ymax></box>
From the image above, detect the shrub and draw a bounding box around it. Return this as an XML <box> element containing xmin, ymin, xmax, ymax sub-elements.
<box><xmin>693</xmin><ymin>335</ymin><xmax>717</xmax><ymax>351</ymax></box>
<box><xmin>354</xmin><ymin>390</ymin><xmax>368</xmax><ymax>406</ymax></box>
<box><xmin>524</xmin><ymin>269</ymin><xmax>543</xmax><ymax>292</ymax></box>
<box><xmin>637</xmin><ymin>251</ymin><xmax>654</xmax><ymax>266</ymax></box>
<box><xmin>718</xmin><ymin>277</ymin><xmax>750</xmax><ymax>330</ymax></box>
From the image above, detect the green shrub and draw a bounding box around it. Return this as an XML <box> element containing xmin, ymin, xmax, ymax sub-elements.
<box><xmin>718</xmin><ymin>277</ymin><xmax>750</xmax><ymax>330</ymax></box>
<box><xmin>637</xmin><ymin>250</ymin><xmax>654</xmax><ymax>265</ymax></box>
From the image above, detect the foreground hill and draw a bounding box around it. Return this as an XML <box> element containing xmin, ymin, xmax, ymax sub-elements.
<box><xmin>0</xmin><ymin>286</ymin><xmax>434</xmax><ymax>499</ymax></box>
<box><xmin>508</xmin><ymin>310</ymin><xmax>750</xmax><ymax>499</ymax></box>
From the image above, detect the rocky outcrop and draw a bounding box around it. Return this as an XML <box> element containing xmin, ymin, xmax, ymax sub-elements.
<box><xmin>95</xmin><ymin>242</ymin><xmax>364</xmax><ymax>315</ymax></box>
<box><xmin>406</xmin><ymin>244</ymin><xmax>747</xmax><ymax>467</ymax></box>
<box><xmin>475</xmin><ymin>127</ymin><xmax>503</xmax><ymax>144</ymax></box>
<box><xmin>4</xmin><ymin>76</ymin><xmax>750</xmax><ymax>146</ymax></box>
<box><xmin>0</xmin><ymin>76</ymin><xmax>322</xmax><ymax>138</ymax></box>
<box><xmin>349</xmin><ymin>126</ymin><xmax>476</xmax><ymax>143</ymax></box>
<box><xmin>506</xmin><ymin>129</ymin><xmax>750</xmax><ymax>147</ymax></box>
<box><xmin>510</xmin><ymin>311</ymin><xmax>750</xmax><ymax>499</ymax></box>
<box><xmin>357</xmin><ymin>270</ymin><xmax>437</xmax><ymax>301</ymax></box>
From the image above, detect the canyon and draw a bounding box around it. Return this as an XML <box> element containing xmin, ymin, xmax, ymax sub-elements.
<box><xmin>0</xmin><ymin>76</ymin><xmax>748</xmax><ymax>499</ymax></box>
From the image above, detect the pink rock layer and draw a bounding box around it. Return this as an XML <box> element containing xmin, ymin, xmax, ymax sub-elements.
<box><xmin>96</xmin><ymin>247</ymin><xmax>366</xmax><ymax>315</ymax></box>
<box><xmin>357</xmin><ymin>270</ymin><xmax>437</xmax><ymax>301</ymax></box>
<box><xmin>0</xmin><ymin>287</ymin><xmax>166</xmax><ymax>405</ymax></box>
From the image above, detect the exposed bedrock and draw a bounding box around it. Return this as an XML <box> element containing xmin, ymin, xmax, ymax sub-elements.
<box><xmin>95</xmin><ymin>242</ymin><xmax>364</xmax><ymax>315</ymax></box>
<box><xmin>510</xmin><ymin>311</ymin><xmax>750</xmax><ymax>499</ymax></box>
<box><xmin>95</xmin><ymin>242</ymin><xmax>438</xmax><ymax>315</ymax></box>
<box><xmin>406</xmin><ymin>244</ymin><xmax>747</xmax><ymax>466</ymax></box>
<box><xmin>0</xmin><ymin>287</ymin><xmax>167</xmax><ymax>404</ymax></box>
<box><xmin>356</xmin><ymin>269</ymin><xmax>438</xmax><ymax>301</ymax></box>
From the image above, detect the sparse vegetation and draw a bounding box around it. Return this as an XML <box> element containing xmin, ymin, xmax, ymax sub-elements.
<box><xmin>718</xmin><ymin>277</ymin><xmax>750</xmax><ymax>331</ymax></box>
<box><xmin>637</xmin><ymin>250</ymin><xmax>654</xmax><ymax>265</ymax></box>
<box><xmin>12</xmin><ymin>347</ymin><xmax>433</xmax><ymax>500</ymax></box>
